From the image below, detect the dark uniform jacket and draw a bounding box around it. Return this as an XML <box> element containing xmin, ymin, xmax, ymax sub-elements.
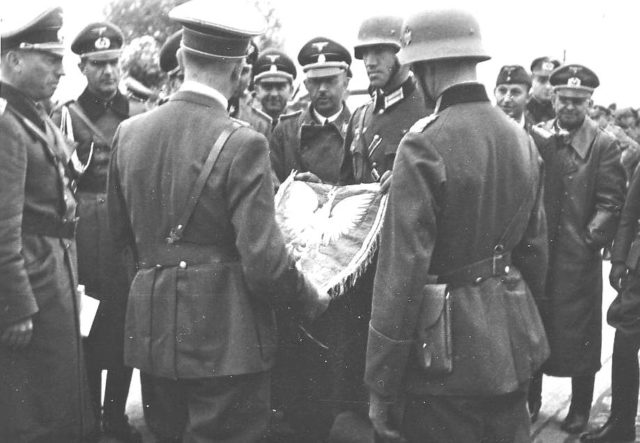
<box><xmin>270</xmin><ymin>103</ymin><xmax>351</xmax><ymax>185</ymax></box>
<box><xmin>365</xmin><ymin>83</ymin><xmax>550</xmax><ymax>398</ymax></box>
<box><xmin>51</xmin><ymin>87</ymin><xmax>144</xmax><ymax>367</ymax></box>
<box><xmin>526</xmin><ymin>96</ymin><xmax>555</xmax><ymax>124</ymax></box>
<box><xmin>343</xmin><ymin>75</ymin><xmax>429</xmax><ymax>184</ymax></box>
<box><xmin>532</xmin><ymin>117</ymin><xmax>625</xmax><ymax>376</ymax></box>
<box><xmin>229</xmin><ymin>93</ymin><xmax>272</xmax><ymax>139</ymax></box>
<box><xmin>0</xmin><ymin>82</ymin><xmax>94</xmax><ymax>441</ymax></box>
<box><xmin>609</xmin><ymin>165</ymin><xmax>640</xmax><ymax>337</ymax></box>
<box><xmin>107</xmin><ymin>89</ymin><xmax>320</xmax><ymax>379</ymax></box>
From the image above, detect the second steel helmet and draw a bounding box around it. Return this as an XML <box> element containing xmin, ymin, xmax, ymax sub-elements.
<box><xmin>397</xmin><ymin>9</ymin><xmax>490</xmax><ymax>65</ymax></box>
<box><xmin>353</xmin><ymin>15</ymin><xmax>403</xmax><ymax>60</ymax></box>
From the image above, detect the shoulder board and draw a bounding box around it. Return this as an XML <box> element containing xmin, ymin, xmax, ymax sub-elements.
<box><xmin>250</xmin><ymin>106</ymin><xmax>273</xmax><ymax>124</ymax></box>
<box><xmin>230</xmin><ymin>117</ymin><xmax>250</xmax><ymax>127</ymax></box>
<box><xmin>0</xmin><ymin>98</ymin><xmax>6</xmax><ymax>116</ymax></box>
<box><xmin>279</xmin><ymin>109</ymin><xmax>303</xmax><ymax>120</ymax></box>
<box><xmin>409</xmin><ymin>114</ymin><xmax>439</xmax><ymax>133</ymax></box>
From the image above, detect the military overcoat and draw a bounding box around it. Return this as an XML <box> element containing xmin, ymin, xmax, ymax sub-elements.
<box><xmin>532</xmin><ymin>117</ymin><xmax>626</xmax><ymax>376</ymax></box>
<box><xmin>107</xmin><ymin>90</ymin><xmax>320</xmax><ymax>379</ymax></box>
<box><xmin>0</xmin><ymin>82</ymin><xmax>94</xmax><ymax>441</ymax></box>
<box><xmin>365</xmin><ymin>84</ymin><xmax>550</xmax><ymax>398</ymax></box>
<box><xmin>269</xmin><ymin>104</ymin><xmax>351</xmax><ymax>185</ymax></box>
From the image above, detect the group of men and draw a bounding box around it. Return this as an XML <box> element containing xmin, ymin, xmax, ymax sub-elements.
<box><xmin>2</xmin><ymin>2</ymin><xmax>640</xmax><ymax>443</ymax></box>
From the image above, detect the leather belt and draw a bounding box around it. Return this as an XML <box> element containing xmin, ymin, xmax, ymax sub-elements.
<box><xmin>437</xmin><ymin>251</ymin><xmax>512</xmax><ymax>287</ymax></box>
<box><xmin>138</xmin><ymin>243</ymin><xmax>239</xmax><ymax>269</ymax></box>
<box><xmin>22</xmin><ymin>215</ymin><xmax>78</xmax><ymax>239</ymax></box>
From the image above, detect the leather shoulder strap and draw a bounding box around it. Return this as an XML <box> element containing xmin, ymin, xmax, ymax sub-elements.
<box><xmin>68</xmin><ymin>102</ymin><xmax>110</xmax><ymax>145</ymax></box>
<box><xmin>166</xmin><ymin>122</ymin><xmax>242</xmax><ymax>244</ymax></box>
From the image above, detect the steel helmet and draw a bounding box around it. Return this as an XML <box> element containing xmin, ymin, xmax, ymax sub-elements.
<box><xmin>397</xmin><ymin>9</ymin><xmax>490</xmax><ymax>65</ymax></box>
<box><xmin>353</xmin><ymin>15</ymin><xmax>403</xmax><ymax>60</ymax></box>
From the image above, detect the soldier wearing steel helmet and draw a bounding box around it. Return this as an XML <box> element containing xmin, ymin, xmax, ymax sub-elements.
<box><xmin>364</xmin><ymin>9</ymin><xmax>549</xmax><ymax>443</ymax></box>
<box><xmin>106</xmin><ymin>0</ymin><xmax>329</xmax><ymax>441</ymax></box>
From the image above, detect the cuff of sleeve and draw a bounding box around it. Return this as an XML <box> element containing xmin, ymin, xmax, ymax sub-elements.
<box><xmin>0</xmin><ymin>294</ymin><xmax>38</xmax><ymax>329</ymax></box>
<box><xmin>587</xmin><ymin>210</ymin><xmax>619</xmax><ymax>247</ymax></box>
<box><xmin>364</xmin><ymin>323</ymin><xmax>413</xmax><ymax>398</ymax></box>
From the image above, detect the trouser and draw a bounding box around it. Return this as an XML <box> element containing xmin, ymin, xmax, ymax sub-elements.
<box><xmin>609</xmin><ymin>330</ymin><xmax>640</xmax><ymax>428</ymax></box>
<box><xmin>528</xmin><ymin>372</ymin><xmax>595</xmax><ymax>414</ymax></box>
<box><xmin>402</xmin><ymin>386</ymin><xmax>531</xmax><ymax>443</ymax></box>
<box><xmin>140</xmin><ymin>370</ymin><xmax>270</xmax><ymax>443</ymax></box>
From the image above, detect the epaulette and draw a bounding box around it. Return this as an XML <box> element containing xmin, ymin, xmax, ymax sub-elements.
<box><xmin>279</xmin><ymin>109</ymin><xmax>302</xmax><ymax>121</ymax></box>
<box><xmin>409</xmin><ymin>114</ymin><xmax>438</xmax><ymax>133</ymax></box>
<box><xmin>230</xmin><ymin>117</ymin><xmax>250</xmax><ymax>127</ymax></box>
<box><xmin>0</xmin><ymin>98</ymin><xmax>7</xmax><ymax>116</ymax></box>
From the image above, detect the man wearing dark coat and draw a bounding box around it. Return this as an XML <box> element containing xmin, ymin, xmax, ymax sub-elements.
<box><xmin>365</xmin><ymin>9</ymin><xmax>549</xmax><ymax>443</ymax></box>
<box><xmin>526</xmin><ymin>56</ymin><xmax>561</xmax><ymax>124</ymax></box>
<box><xmin>269</xmin><ymin>37</ymin><xmax>352</xmax><ymax>186</ymax></box>
<box><xmin>50</xmin><ymin>21</ymin><xmax>144</xmax><ymax>442</ymax></box>
<box><xmin>529</xmin><ymin>64</ymin><xmax>626</xmax><ymax>434</ymax></box>
<box><xmin>0</xmin><ymin>7</ymin><xmax>95</xmax><ymax>442</ymax></box>
<box><xmin>106</xmin><ymin>1</ymin><xmax>328</xmax><ymax>441</ymax></box>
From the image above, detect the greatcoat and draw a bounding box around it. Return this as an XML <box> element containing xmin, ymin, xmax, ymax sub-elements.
<box><xmin>532</xmin><ymin>117</ymin><xmax>626</xmax><ymax>376</ymax></box>
<box><xmin>0</xmin><ymin>81</ymin><xmax>94</xmax><ymax>441</ymax></box>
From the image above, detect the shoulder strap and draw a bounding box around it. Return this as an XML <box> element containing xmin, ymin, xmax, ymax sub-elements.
<box><xmin>166</xmin><ymin>122</ymin><xmax>242</xmax><ymax>244</ymax></box>
<box><xmin>68</xmin><ymin>102</ymin><xmax>110</xmax><ymax>146</ymax></box>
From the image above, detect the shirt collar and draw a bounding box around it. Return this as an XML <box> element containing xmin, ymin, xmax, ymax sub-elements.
<box><xmin>180</xmin><ymin>80</ymin><xmax>228</xmax><ymax>110</ymax></box>
<box><xmin>77</xmin><ymin>87</ymin><xmax>129</xmax><ymax>121</ymax></box>
<box><xmin>313</xmin><ymin>105</ymin><xmax>343</xmax><ymax>124</ymax></box>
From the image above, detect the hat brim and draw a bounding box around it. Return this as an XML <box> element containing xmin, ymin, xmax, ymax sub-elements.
<box><xmin>553</xmin><ymin>86</ymin><xmax>593</xmax><ymax>98</ymax></box>
<box><xmin>254</xmin><ymin>71</ymin><xmax>293</xmax><ymax>83</ymax></box>
<box><xmin>81</xmin><ymin>49</ymin><xmax>121</xmax><ymax>61</ymax></box>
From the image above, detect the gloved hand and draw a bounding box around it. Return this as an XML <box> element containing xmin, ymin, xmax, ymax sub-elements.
<box><xmin>610</xmin><ymin>262</ymin><xmax>629</xmax><ymax>292</ymax></box>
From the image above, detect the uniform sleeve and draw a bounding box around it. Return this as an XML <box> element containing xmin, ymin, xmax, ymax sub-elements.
<box><xmin>268</xmin><ymin>121</ymin><xmax>288</xmax><ymax>184</ymax></box>
<box><xmin>586</xmin><ymin>138</ymin><xmax>626</xmax><ymax>248</ymax></box>
<box><xmin>107</xmin><ymin>127</ymin><xmax>135</xmax><ymax>254</ymax></box>
<box><xmin>339</xmin><ymin>110</ymin><xmax>357</xmax><ymax>185</ymax></box>
<box><xmin>0</xmin><ymin>117</ymin><xmax>39</xmax><ymax>328</ymax></box>
<box><xmin>611</xmin><ymin>163</ymin><xmax>640</xmax><ymax>263</ymax></box>
<box><xmin>364</xmin><ymin>132</ymin><xmax>446</xmax><ymax>398</ymax></box>
<box><xmin>511</xmin><ymin>140</ymin><xmax>549</xmax><ymax>304</ymax></box>
<box><xmin>226</xmin><ymin>128</ymin><xmax>322</xmax><ymax>318</ymax></box>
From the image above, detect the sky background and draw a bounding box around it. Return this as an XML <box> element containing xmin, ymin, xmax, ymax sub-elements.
<box><xmin>3</xmin><ymin>0</ymin><xmax>640</xmax><ymax>108</ymax></box>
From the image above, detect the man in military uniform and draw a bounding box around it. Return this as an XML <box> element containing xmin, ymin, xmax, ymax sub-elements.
<box><xmin>269</xmin><ymin>37</ymin><xmax>352</xmax><ymax>185</ymax></box>
<box><xmin>158</xmin><ymin>30</ymin><xmax>184</xmax><ymax>100</ymax></box>
<box><xmin>365</xmin><ymin>9</ymin><xmax>549</xmax><ymax>443</ymax></box>
<box><xmin>253</xmin><ymin>49</ymin><xmax>297</xmax><ymax>127</ymax></box>
<box><xmin>50</xmin><ymin>21</ymin><xmax>145</xmax><ymax>442</ymax></box>
<box><xmin>325</xmin><ymin>15</ymin><xmax>431</xmax><ymax>441</ymax></box>
<box><xmin>531</xmin><ymin>64</ymin><xmax>626</xmax><ymax>435</ymax></box>
<box><xmin>0</xmin><ymin>7</ymin><xmax>95</xmax><ymax>441</ymax></box>
<box><xmin>527</xmin><ymin>56</ymin><xmax>561</xmax><ymax>124</ymax></box>
<box><xmin>494</xmin><ymin>65</ymin><xmax>534</xmax><ymax>129</ymax></box>
<box><xmin>107</xmin><ymin>1</ymin><xmax>329</xmax><ymax>441</ymax></box>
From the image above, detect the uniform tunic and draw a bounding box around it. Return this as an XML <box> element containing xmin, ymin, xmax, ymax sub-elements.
<box><xmin>533</xmin><ymin>117</ymin><xmax>625</xmax><ymax>376</ymax></box>
<box><xmin>269</xmin><ymin>104</ymin><xmax>351</xmax><ymax>185</ymax></box>
<box><xmin>0</xmin><ymin>81</ymin><xmax>94</xmax><ymax>441</ymax></box>
<box><xmin>52</xmin><ymin>87</ymin><xmax>144</xmax><ymax>367</ymax></box>
<box><xmin>229</xmin><ymin>93</ymin><xmax>272</xmax><ymax>139</ymax></box>
<box><xmin>365</xmin><ymin>83</ymin><xmax>550</xmax><ymax>399</ymax></box>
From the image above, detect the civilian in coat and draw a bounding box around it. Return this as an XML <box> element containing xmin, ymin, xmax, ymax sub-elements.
<box><xmin>106</xmin><ymin>1</ymin><xmax>329</xmax><ymax>441</ymax></box>
<box><xmin>365</xmin><ymin>9</ymin><xmax>549</xmax><ymax>443</ymax></box>
<box><xmin>530</xmin><ymin>64</ymin><xmax>626</xmax><ymax>434</ymax></box>
<box><xmin>0</xmin><ymin>7</ymin><xmax>95</xmax><ymax>442</ymax></box>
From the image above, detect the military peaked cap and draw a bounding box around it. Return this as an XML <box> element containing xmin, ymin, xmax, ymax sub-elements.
<box><xmin>71</xmin><ymin>21</ymin><xmax>124</xmax><ymax>61</ymax></box>
<box><xmin>530</xmin><ymin>56</ymin><xmax>561</xmax><ymax>76</ymax></box>
<box><xmin>1</xmin><ymin>6</ymin><xmax>65</xmax><ymax>57</ymax></box>
<box><xmin>495</xmin><ymin>65</ymin><xmax>531</xmax><ymax>89</ymax></box>
<box><xmin>298</xmin><ymin>37</ymin><xmax>351</xmax><ymax>79</ymax></box>
<box><xmin>550</xmin><ymin>64</ymin><xmax>599</xmax><ymax>97</ymax></box>
<box><xmin>169</xmin><ymin>0</ymin><xmax>264</xmax><ymax>60</ymax></box>
<box><xmin>253</xmin><ymin>49</ymin><xmax>296</xmax><ymax>83</ymax></box>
